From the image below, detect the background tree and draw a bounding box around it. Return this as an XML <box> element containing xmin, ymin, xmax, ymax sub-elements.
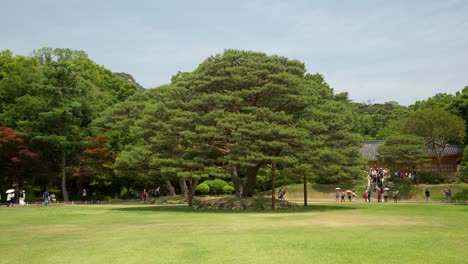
<box><xmin>1</xmin><ymin>48</ymin><xmax>138</xmax><ymax>200</ymax></box>
<box><xmin>98</xmin><ymin>50</ymin><xmax>364</xmax><ymax>202</ymax></box>
<box><xmin>377</xmin><ymin>134</ymin><xmax>429</xmax><ymax>183</ymax></box>
<box><xmin>352</xmin><ymin>101</ymin><xmax>409</xmax><ymax>139</ymax></box>
<box><xmin>402</xmin><ymin>109</ymin><xmax>465</xmax><ymax>173</ymax></box>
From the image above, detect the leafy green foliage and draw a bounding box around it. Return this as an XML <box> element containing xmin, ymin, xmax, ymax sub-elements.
<box><xmin>222</xmin><ymin>185</ymin><xmax>234</xmax><ymax>194</ymax></box>
<box><xmin>0</xmin><ymin>48</ymin><xmax>138</xmax><ymax>199</ymax></box>
<box><xmin>203</xmin><ymin>179</ymin><xmax>228</xmax><ymax>195</ymax></box>
<box><xmin>352</xmin><ymin>101</ymin><xmax>409</xmax><ymax>139</ymax></box>
<box><xmin>195</xmin><ymin>183</ymin><xmax>210</xmax><ymax>195</ymax></box>
<box><xmin>377</xmin><ymin>134</ymin><xmax>429</xmax><ymax>174</ymax></box>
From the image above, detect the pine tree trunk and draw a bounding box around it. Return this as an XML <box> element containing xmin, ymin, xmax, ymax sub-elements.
<box><xmin>230</xmin><ymin>165</ymin><xmax>242</xmax><ymax>197</ymax></box>
<box><xmin>179</xmin><ymin>178</ymin><xmax>187</xmax><ymax>196</ymax></box>
<box><xmin>271</xmin><ymin>161</ymin><xmax>276</xmax><ymax>210</ymax></box>
<box><xmin>303</xmin><ymin>175</ymin><xmax>308</xmax><ymax>207</ymax></box>
<box><xmin>61</xmin><ymin>148</ymin><xmax>69</xmax><ymax>202</ymax></box>
<box><xmin>165</xmin><ymin>180</ymin><xmax>175</xmax><ymax>196</ymax></box>
<box><xmin>187</xmin><ymin>178</ymin><xmax>199</xmax><ymax>208</ymax></box>
<box><xmin>242</xmin><ymin>164</ymin><xmax>262</xmax><ymax>197</ymax></box>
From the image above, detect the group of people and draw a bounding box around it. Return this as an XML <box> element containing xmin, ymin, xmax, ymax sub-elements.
<box><xmin>135</xmin><ymin>187</ymin><xmax>161</xmax><ymax>203</ymax></box>
<box><xmin>424</xmin><ymin>188</ymin><xmax>452</xmax><ymax>202</ymax></box>
<box><xmin>368</xmin><ymin>168</ymin><xmax>386</xmax><ymax>191</ymax></box>
<box><xmin>336</xmin><ymin>190</ymin><xmax>357</xmax><ymax>202</ymax></box>
<box><xmin>2</xmin><ymin>190</ymin><xmax>26</xmax><ymax>206</ymax></box>
<box><xmin>362</xmin><ymin>189</ymin><xmax>398</xmax><ymax>203</ymax></box>
<box><xmin>335</xmin><ymin>188</ymin><xmax>399</xmax><ymax>203</ymax></box>
<box><xmin>42</xmin><ymin>191</ymin><xmax>57</xmax><ymax>206</ymax></box>
<box><xmin>81</xmin><ymin>189</ymin><xmax>97</xmax><ymax>204</ymax></box>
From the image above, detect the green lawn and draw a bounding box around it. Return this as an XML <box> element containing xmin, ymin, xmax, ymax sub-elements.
<box><xmin>0</xmin><ymin>203</ymin><xmax>467</xmax><ymax>264</ymax></box>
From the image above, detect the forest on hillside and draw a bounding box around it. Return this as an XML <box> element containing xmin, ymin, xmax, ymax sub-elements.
<box><xmin>1</xmin><ymin>48</ymin><xmax>467</xmax><ymax>202</ymax></box>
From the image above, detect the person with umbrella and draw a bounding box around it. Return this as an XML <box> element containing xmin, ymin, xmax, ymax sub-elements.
<box><xmin>6</xmin><ymin>189</ymin><xmax>15</xmax><ymax>207</ymax></box>
<box><xmin>346</xmin><ymin>190</ymin><xmax>352</xmax><ymax>202</ymax></box>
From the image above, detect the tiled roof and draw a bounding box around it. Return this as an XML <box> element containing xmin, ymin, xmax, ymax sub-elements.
<box><xmin>426</xmin><ymin>144</ymin><xmax>464</xmax><ymax>156</ymax></box>
<box><xmin>359</xmin><ymin>140</ymin><xmax>464</xmax><ymax>161</ymax></box>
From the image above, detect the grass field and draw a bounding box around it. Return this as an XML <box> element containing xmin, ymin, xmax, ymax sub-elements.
<box><xmin>1</xmin><ymin>202</ymin><xmax>467</xmax><ymax>264</ymax></box>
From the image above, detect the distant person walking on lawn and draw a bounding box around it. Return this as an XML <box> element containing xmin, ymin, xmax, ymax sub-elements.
<box><xmin>425</xmin><ymin>188</ymin><xmax>430</xmax><ymax>202</ymax></box>
<box><xmin>43</xmin><ymin>190</ymin><xmax>49</xmax><ymax>206</ymax></box>
<box><xmin>335</xmin><ymin>190</ymin><xmax>340</xmax><ymax>202</ymax></box>
<box><xmin>340</xmin><ymin>191</ymin><xmax>345</xmax><ymax>202</ymax></box>
<box><xmin>393</xmin><ymin>190</ymin><xmax>398</xmax><ymax>203</ymax></box>
<box><xmin>278</xmin><ymin>188</ymin><xmax>285</xmax><ymax>200</ymax></box>
<box><xmin>81</xmin><ymin>188</ymin><xmax>87</xmax><ymax>203</ymax></box>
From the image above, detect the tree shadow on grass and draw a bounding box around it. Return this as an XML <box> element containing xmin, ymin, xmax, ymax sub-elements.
<box><xmin>111</xmin><ymin>204</ymin><xmax>357</xmax><ymax>214</ymax></box>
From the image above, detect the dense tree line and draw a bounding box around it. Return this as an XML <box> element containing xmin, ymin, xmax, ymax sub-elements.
<box><xmin>1</xmin><ymin>48</ymin><xmax>467</xmax><ymax>203</ymax></box>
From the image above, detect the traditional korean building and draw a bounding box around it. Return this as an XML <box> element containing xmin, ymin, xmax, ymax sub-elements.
<box><xmin>359</xmin><ymin>140</ymin><xmax>463</xmax><ymax>173</ymax></box>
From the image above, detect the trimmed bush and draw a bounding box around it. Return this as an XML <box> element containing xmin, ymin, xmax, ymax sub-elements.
<box><xmin>222</xmin><ymin>185</ymin><xmax>234</xmax><ymax>194</ymax></box>
<box><xmin>205</xmin><ymin>179</ymin><xmax>228</xmax><ymax>194</ymax></box>
<box><xmin>196</xmin><ymin>183</ymin><xmax>210</xmax><ymax>195</ymax></box>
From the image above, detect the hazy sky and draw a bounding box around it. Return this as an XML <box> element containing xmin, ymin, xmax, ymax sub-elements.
<box><xmin>1</xmin><ymin>0</ymin><xmax>467</xmax><ymax>105</ymax></box>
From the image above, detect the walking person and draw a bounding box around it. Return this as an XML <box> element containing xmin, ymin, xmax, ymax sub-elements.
<box><xmin>19</xmin><ymin>190</ymin><xmax>26</xmax><ymax>205</ymax></box>
<box><xmin>383</xmin><ymin>189</ymin><xmax>389</xmax><ymax>203</ymax></box>
<box><xmin>155</xmin><ymin>187</ymin><xmax>160</xmax><ymax>198</ymax></box>
<box><xmin>425</xmin><ymin>188</ymin><xmax>430</xmax><ymax>202</ymax></box>
<box><xmin>335</xmin><ymin>190</ymin><xmax>340</xmax><ymax>202</ymax></box>
<box><xmin>43</xmin><ymin>190</ymin><xmax>49</xmax><ymax>206</ymax></box>
<box><xmin>340</xmin><ymin>191</ymin><xmax>345</xmax><ymax>202</ymax></box>
<box><xmin>393</xmin><ymin>190</ymin><xmax>398</xmax><ymax>203</ymax></box>
<box><xmin>6</xmin><ymin>192</ymin><xmax>13</xmax><ymax>207</ymax></box>
<box><xmin>351</xmin><ymin>191</ymin><xmax>356</xmax><ymax>203</ymax></box>
<box><xmin>81</xmin><ymin>188</ymin><xmax>87</xmax><ymax>203</ymax></box>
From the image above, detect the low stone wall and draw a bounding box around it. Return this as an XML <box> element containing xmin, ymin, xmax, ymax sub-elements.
<box><xmin>193</xmin><ymin>197</ymin><xmax>299</xmax><ymax>210</ymax></box>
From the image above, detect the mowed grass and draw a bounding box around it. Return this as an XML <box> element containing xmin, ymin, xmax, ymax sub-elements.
<box><xmin>0</xmin><ymin>203</ymin><xmax>467</xmax><ymax>264</ymax></box>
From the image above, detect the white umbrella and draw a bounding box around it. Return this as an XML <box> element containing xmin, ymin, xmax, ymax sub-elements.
<box><xmin>383</xmin><ymin>187</ymin><xmax>390</xmax><ymax>191</ymax></box>
<box><xmin>6</xmin><ymin>189</ymin><xmax>15</xmax><ymax>194</ymax></box>
<box><xmin>335</xmin><ymin>187</ymin><xmax>341</xmax><ymax>190</ymax></box>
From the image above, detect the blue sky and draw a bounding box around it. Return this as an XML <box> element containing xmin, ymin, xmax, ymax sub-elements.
<box><xmin>1</xmin><ymin>0</ymin><xmax>467</xmax><ymax>105</ymax></box>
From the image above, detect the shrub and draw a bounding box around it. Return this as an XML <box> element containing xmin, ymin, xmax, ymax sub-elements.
<box><xmin>417</xmin><ymin>172</ymin><xmax>446</xmax><ymax>184</ymax></box>
<box><xmin>254</xmin><ymin>198</ymin><xmax>269</xmax><ymax>210</ymax></box>
<box><xmin>222</xmin><ymin>185</ymin><xmax>234</xmax><ymax>194</ymax></box>
<box><xmin>196</xmin><ymin>183</ymin><xmax>210</xmax><ymax>195</ymax></box>
<box><xmin>206</xmin><ymin>179</ymin><xmax>228</xmax><ymax>194</ymax></box>
<box><xmin>192</xmin><ymin>198</ymin><xmax>202</xmax><ymax>206</ymax></box>
<box><xmin>453</xmin><ymin>188</ymin><xmax>468</xmax><ymax>201</ymax></box>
